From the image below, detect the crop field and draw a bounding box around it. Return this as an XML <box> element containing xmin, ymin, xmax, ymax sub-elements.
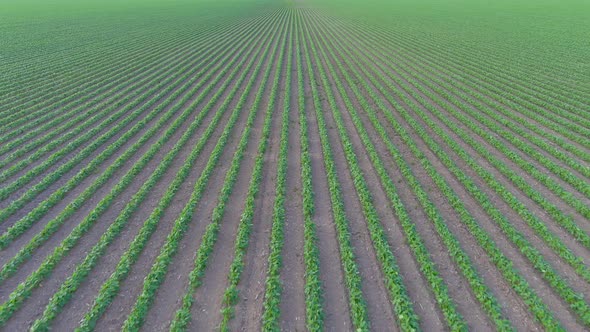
<box><xmin>1</xmin><ymin>0</ymin><xmax>589</xmax><ymax>330</ymax></box>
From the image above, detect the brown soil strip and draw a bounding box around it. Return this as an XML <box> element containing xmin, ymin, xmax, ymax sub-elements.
<box><xmin>278</xmin><ymin>36</ymin><xmax>306</xmax><ymax>331</ymax></box>
<box><xmin>185</xmin><ymin>141</ymin><xmax>255</xmax><ymax>330</ymax></box>
<box><xmin>344</xmin><ymin>40</ymin><xmax>541</xmax><ymax>331</ymax></box>
<box><xmin>299</xmin><ymin>28</ymin><xmax>352</xmax><ymax>331</ymax></box>
<box><xmin>227</xmin><ymin>27</ymin><xmax>286</xmax><ymax>331</ymax></box>
<box><xmin>307</xmin><ymin>14</ymin><xmax>446</xmax><ymax>331</ymax></box>
<box><xmin>305</xmin><ymin>24</ymin><xmax>400</xmax><ymax>332</ymax></box>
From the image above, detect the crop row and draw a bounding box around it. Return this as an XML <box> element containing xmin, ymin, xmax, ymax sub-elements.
<box><xmin>314</xmin><ymin>9</ymin><xmax>590</xmax><ymax>108</ymax></box>
<box><xmin>74</xmin><ymin>12</ymin><xmax>282</xmax><ymax>332</ymax></box>
<box><xmin>332</xmin><ymin>15</ymin><xmax>590</xmax><ymax>140</ymax></box>
<box><xmin>335</xmin><ymin>19</ymin><xmax>590</xmax><ymax>227</ymax></box>
<box><xmin>299</xmin><ymin>13</ymin><xmax>371</xmax><ymax>331</ymax></box>
<box><xmin>305</xmin><ymin>15</ymin><xmax>434</xmax><ymax>331</ymax></box>
<box><xmin>217</xmin><ymin>13</ymin><xmax>290</xmax><ymax>332</ymax></box>
<box><xmin>173</xmin><ymin>11</ymin><xmax>288</xmax><ymax>330</ymax></box>
<box><xmin>315</xmin><ymin>11</ymin><xmax>565</xmax><ymax>329</ymax></box>
<box><xmin>379</xmin><ymin>27</ymin><xmax>590</xmax><ymax>153</ymax></box>
<box><xmin>403</xmin><ymin>64</ymin><xmax>590</xmax><ymax>205</ymax></box>
<box><xmin>0</xmin><ymin>63</ymin><xmax>204</xmax><ymax>246</ymax></box>
<box><xmin>0</xmin><ymin>12</ymin><xmax>282</xmax><ymax>328</ymax></box>
<box><xmin>362</xmin><ymin>14</ymin><xmax>590</xmax><ymax>112</ymax></box>
<box><xmin>0</xmin><ymin>13</ymin><xmax>269</xmax><ymax>182</ymax></box>
<box><xmin>407</xmin><ymin>58</ymin><xmax>590</xmax><ymax>182</ymax></box>
<box><xmin>0</xmin><ymin>16</ymin><xmax>156</xmax><ymax>84</ymax></box>
<box><xmin>333</xmin><ymin>17</ymin><xmax>590</xmax><ymax>159</ymax></box>
<box><xmin>306</xmin><ymin>11</ymin><xmax>509</xmax><ymax>329</ymax></box>
<box><xmin>0</xmin><ymin>13</ymin><xmax>230</xmax><ymax>115</ymax></box>
<box><xmin>118</xmin><ymin>12</ymin><xmax>287</xmax><ymax>332</ymax></box>
<box><xmin>0</xmin><ymin>9</ymin><xmax>275</xmax><ymax>266</ymax></box>
<box><xmin>294</xmin><ymin>14</ymin><xmax>324</xmax><ymax>331</ymax></box>
<box><xmin>377</xmin><ymin>33</ymin><xmax>590</xmax><ymax>164</ymax></box>
<box><xmin>0</xmin><ymin>13</ymin><xmax>253</xmax><ymax>148</ymax></box>
<box><xmin>0</xmin><ymin>26</ymin><xmax>191</xmax><ymax>131</ymax></box>
<box><xmin>0</xmin><ymin>17</ymin><xmax>244</xmax><ymax>152</ymax></box>
<box><xmin>366</xmin><ymin>39</ymin><xmax>590</xmax><ymax>285</ymax></box>
<box><xmin>0</xmin><ymin>4</ymin><xmax>269</xmax><ymax>96</ymax></box>
<box><xmin>168</xmin><ymin>11</ymin><xmax>289</xmax><ymax>332</ymax></box>
<box><xmin>0</xmin><ymin>26</ymin><xmax>176</xmax><ymax>130</ymax></box>
<box><xmin>371</xmin><ymin>21</ymin><xmax>590</xmax><ymax>133</ymax></box>
<box><xmin>0</xmin><ymin>47</ymin><xmax>195</xmax><ymax>178</ymax></box>
<box><xmin>27</xmin><ymin>14</ymin><xmax>281</xmax><ymax>330</ymax></box>
<box><xmin>324</xmin><ymin>12</ymin><xmax>590</xmax><ymax>271</ymax></box>
<box><xmin>0</xmin><ymin>11</ymin><xmax>234</xmax><ymax>99</ymax></box>
<box><xmin>325</xmin><ymin>14</ymin><xmax>590</xmax><ymax>326</ymax></box>
<box><xmin>0</xmin><ymin>16</ymin><xmax>238</xmax><ymax>162</ymax></box>
<box><xmin>0</xmin><ymin>15</ymin><xmax>264</xmax><ymax>230</ymax></box>
<box><xmin>4</xmin><ymin>5</ymin><xmax>587</xmax><ymax>330</ymax></box>
<box><xmin>260</xmin><ymin>13</ymin><xmax>293</xmax><ymax>331</ymax></box>
<box><xmin>0</xmin><ymin>9</ymin><xmax>275</xmax><ymax>293</ymax></box>
<box><xmin>0</xmin><ymin>21</ymin><xmax>152</xmax><ymax>102</ymax></box>
<box><xmin>382</xmin><ymin>51</ymin><xmax>590</xmax><ymax>243</ymax></box>
<box><xmin>304</xmin><ymin>11</ymin><xmax>519</xmax><ymax>331</ymax></box>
